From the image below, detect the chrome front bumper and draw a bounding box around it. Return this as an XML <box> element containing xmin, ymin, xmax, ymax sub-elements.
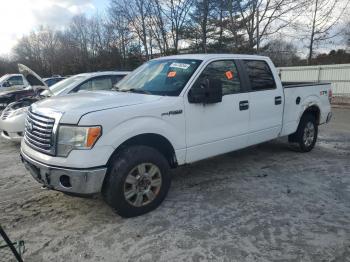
<box><xmin>20</xmin><ymin>149</ymin><xmax>107</xmax><ymax>194</ymax></box>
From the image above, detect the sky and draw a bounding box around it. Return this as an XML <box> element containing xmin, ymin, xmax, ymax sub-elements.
<box><xmin>0</xmin><ymin>0</ymin><xmax>348</xmax><ymax>57</ymax></box>
<box><xmin>0</xmin><ymin>0</ymin><xmax>109</xmax><ymax>56</ymax></box>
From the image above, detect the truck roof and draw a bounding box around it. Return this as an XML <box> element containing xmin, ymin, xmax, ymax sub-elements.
<box><xmin>153</xmin><ymin>53</ymin><xmax>270</xmax><ymax>61</ymax></box>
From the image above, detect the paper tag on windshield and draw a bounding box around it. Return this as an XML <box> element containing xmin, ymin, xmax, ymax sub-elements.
<box><xmin>170</xmin><ymin>63</ymin><xmax>190</xmax><ymax>70</ymax></box>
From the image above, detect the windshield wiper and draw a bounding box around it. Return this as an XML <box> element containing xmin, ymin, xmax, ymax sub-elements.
<box><xmin>127</xmin><ymin>88</ymin><xmax>153</xmax><ymax>95</ymax></box>
<box><xmin>115</xmin><ymin>88</ymin><xmax>152</xmax><ymax>95</ymax></box>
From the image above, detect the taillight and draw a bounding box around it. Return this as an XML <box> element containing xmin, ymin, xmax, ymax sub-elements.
<box><xmin>328</xmin><ymin>89</ymin><xmax>332</xmax><ymax>103</ymax></box>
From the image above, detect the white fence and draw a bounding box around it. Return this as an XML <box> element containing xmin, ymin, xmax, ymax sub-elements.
<box><xmin>278</xmin><ymin>64</ymin><xmax>350</xmax><ymax>96</ymax></box>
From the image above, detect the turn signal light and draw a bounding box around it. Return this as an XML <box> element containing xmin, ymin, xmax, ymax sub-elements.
<box><xmin>87</xmin><ymin>127</ymin><xmax>102</xmax><ymax>147</ymax></box>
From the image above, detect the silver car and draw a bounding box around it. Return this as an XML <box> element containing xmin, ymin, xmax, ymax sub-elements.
<box><xmin>0</xmin><ymin>66</ymin><xmax>129</xmax><ymax>142</ymax></box>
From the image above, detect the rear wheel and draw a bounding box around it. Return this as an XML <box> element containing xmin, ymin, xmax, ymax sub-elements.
<box><xmin>102</xmin><ymin>145</ymin><xmax>171</xmax><ymax>217</ymax></box>
<box><xmin>289</xmin><ymin>114</ymin><xmax>318</xmax><ymax>152</ymax></box>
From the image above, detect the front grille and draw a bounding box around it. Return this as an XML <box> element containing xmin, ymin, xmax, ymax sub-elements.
<box><xmin>24</xmin><ymin>110</ymin><xmax>56</xmax><ymax>155</ymax></box>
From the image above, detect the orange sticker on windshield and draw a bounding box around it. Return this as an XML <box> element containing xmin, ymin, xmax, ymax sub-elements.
<box><xmin>168</xmin><ymin>71</ymin><xmax>177</xmax><ymax>78</ymax></box>
<box><xmin>225</xmin><ymin>71</ymin><xmax>233</xmax><ymax>80</ymax></box>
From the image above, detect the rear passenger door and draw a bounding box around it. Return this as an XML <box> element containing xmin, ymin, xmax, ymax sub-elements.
<box><xmin>241</xmin><ymin>59</ymin><xmax>283</xmax><ymax>145</ymax></box>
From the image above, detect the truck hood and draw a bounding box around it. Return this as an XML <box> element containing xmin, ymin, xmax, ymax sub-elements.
<box><xmin>18</xmin><ymin>64</ymin><xmax>52</xmax><ymax>94</ymax></box>
<box><xmin>33</xmin><ymin>91</ymin><xmax>163</xmax><ymax>123</ymax></box>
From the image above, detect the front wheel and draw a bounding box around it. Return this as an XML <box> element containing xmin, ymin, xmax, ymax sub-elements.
<box><xmin>102</xmin><ymin>145</ymin><xmax>171</xmax><ymax>217</ymax></box>
<box><xmin>289</xmin><ymin>114</ymin><xmax>318</xmax><ymax>152</ymax></box>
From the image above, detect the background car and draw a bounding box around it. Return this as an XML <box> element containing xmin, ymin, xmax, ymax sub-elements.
<box><xmin>0</xmin><ymin>70</ymin><xmax>130</xmax><ymax>142</ymax></box>
<box><xmin>0</xmin><ymin>65</ymin><xmax>48</xmax><ymax>112</ymax></box>
<box><xmin>0</xmin><ymin>74</ymin><xmax>28</xmax><ymax>91</ymax></box>
<box><xmin>0</xmin><ymin>87</ymin><xmax>40</xmax><ymax>112</ymax></box>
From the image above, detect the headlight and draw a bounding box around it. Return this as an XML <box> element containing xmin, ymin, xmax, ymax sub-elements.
<box><xmin>57</xmin><ymin>125</ymin><xmax>102</xmax><ymax>157</ymax></box>
<box><xmin>8</xmin><ymin>107</ymin><xmax>28</xmax><ymax>118</ymax></box>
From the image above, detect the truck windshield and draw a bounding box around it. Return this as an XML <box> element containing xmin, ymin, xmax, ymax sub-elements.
<box><xmin>115</xmin><ymin>59</ymin><xmax>202</xmax><ymax>96</ymax></box>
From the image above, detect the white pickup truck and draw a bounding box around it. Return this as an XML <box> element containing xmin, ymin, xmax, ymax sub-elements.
<box><xmin>20</xmin><ymin>54</ymin><xmax>332</xmax><ymax>217</ymax></box>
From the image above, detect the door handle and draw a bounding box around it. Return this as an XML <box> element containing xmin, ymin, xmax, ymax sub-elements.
<box><xmin>275</xmin><ymin>96</ymin><xmax>282</xmax><ymax>105</ymax></box>
<box><xmin>239</xmin><ymin>100</ymin><xmax>249</xmax><ymax>111</ymax></box>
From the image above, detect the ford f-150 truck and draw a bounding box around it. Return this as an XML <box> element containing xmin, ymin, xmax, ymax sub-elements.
<box><xmin>20</xmin><ymin>54</ymin><xmax>332</xmax><ymax>217</ymax></box>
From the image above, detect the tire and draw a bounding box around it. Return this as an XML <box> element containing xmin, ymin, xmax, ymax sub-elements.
<box><xmin>289</xmin><ymin>113</ymin><xmax>318</xmax><ymax>152</ymax></box>
<box><xmin>102</xmin><ymin>145</ymin><xmax>171</xmax><ymax>218</ymax></box>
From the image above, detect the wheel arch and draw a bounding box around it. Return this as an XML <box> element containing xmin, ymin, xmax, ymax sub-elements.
<box><xmin>107</xmin><ymin>133</ymin><xmax>178</xmax><ymax>169</ymax></box>
<box><xmin>301</xmin><ymin>104</ymin><xmax>321</xmax><ymax>124</ymax></box>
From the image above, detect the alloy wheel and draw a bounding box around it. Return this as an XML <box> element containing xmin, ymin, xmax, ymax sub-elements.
<box><xmin>123</xmin><ymin>163</ymin><xmax>162</xmax><ymax>207</ymax></box>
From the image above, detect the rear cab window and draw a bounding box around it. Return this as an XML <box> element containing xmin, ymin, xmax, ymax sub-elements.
<box><xmin>243</xmin><ymin>60</ymin><xmax>276</xmax><ymax>91</ymax></box>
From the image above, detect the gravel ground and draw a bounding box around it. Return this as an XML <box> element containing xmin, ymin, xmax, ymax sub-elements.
<box><xmin>1</xmin><ymin>108</ymin><xmax>350</xmax><ymax>262</ymax></box>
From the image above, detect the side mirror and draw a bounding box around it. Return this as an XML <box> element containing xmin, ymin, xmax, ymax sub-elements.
<box><xmin>188</xmin><ymin>78</ymin><xmax>223</xmax><ymax>104</ymax></box>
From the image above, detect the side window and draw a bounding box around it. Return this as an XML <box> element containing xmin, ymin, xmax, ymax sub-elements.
<box><xmin>77</xmin><ymin>77</ymin><xmax>113</xmax><ymax>92</ymax></box>
<box><xmin>194</xmin><ymin>60</ymin><xmax>241</xmax><ymax>95</ymax></box>
<box><xmin>243</xmin><ymin>60</ymin><xmax>276</xmax><ymax>91</ymax></box>
<box><xmin>77</xmin><ymin>80</ymin><xmax>92</xmax><ymax>91</ymax></box>
<box><xmin>8</xmin><ymin>76</ymin><xmax>24</xmax><ymax>86</ymax></box>
<box><xmin>112</xmin><ymin>75</ymin><xmax>125</xmax><ymax>88</ymax></box>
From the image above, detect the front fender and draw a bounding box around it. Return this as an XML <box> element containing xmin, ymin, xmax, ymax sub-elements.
<box><xmin>102</xmin><ymin>116</ymin><xmax>185</xmax><ymax>149</ymax></box>
<box><xmin>79</xmin><ymin>104</ymin><xmax>187</xmax><ymax>165</ymax></box>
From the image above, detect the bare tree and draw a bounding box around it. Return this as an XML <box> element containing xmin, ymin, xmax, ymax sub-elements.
<box><xmin>236</xmin><ymin>0</ymin><xmax>304</xmax><ymax>52</ymax></box>
<box><xmin>148</xmin><ymin>0</ymin><xmax>170</xmax><ymax>55</ymax></box>
<box><xmin>261</xmin><ymin>39</ymin><xmax>302</xmax><ymax>66</ymax></box>
<box><xmin>13</xmin><ymin>27</ymin><xmax>61</xmax><ymax>75</ymax></box>
<box><xmin>109</xmin><ymin>6</ymin><xmax>133</xmax><ymax>66</ymax></box>
<box><xmin>5</xmin><ymin>0</ymin><xmax>350</xmax><ymax>77</ymax></box>
<box><xmin>343</xmin><ymin>20</ymin><xmax>350</xmax><ymax>50</ymax></box>
<box><xmin>190</xmin><ymin>0</ymin><xmax>214</xmax><ymax>52</ymax></box>
<box><xmin>163</xmin><ymin>0</ymin><xmax>194</xmax><ymax>53</ymax></box>
<box><xmin>0</xmin><ymin>56</ymin><xmax>17</xmax><ymax>75</ymax></box>
<box><xmin>110</xmin><ymin>0</ymin><xmax>152</xmax><ymax>60</ymax></box>
<box><xmin>298</xmin><ymin>0</ymin><xmax>350</xmax><ymax>64</ymax></box>
<box><xmin>12</xmin><ymin>14</ymin><xmax>126</xmax><ymax>76</ymax></box>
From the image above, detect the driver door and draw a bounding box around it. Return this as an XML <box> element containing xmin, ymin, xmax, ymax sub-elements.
<box><xmin>185</xmin><ymin>59</ymin><xmax>250</xmax><ymax>163</ymax></box>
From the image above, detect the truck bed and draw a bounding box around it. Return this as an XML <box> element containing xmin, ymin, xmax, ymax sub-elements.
<box><xmin>281</xmin><ymin>82</ymin><xmax>332</xmax><ymax>137</ymax></box>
